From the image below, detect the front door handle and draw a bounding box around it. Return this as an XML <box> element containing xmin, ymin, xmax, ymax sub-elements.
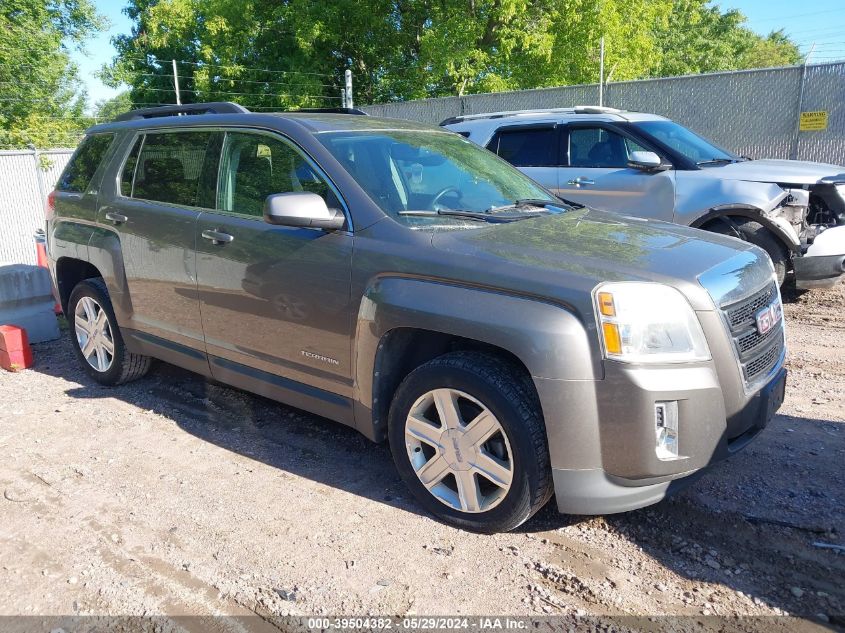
<box><xmin>201</xmin><ymin>229</ymin><xmax>234</xmax><ymax>245</ymax></box>
<box><xmin>105</xmin><ymin>212</ymin><xmax>128</xmax><ymax>224</ymax></box>
<box><xmin>566</xmin><ymin>177</ymin><xmax>595</xmax><ymax>187</ymax></box>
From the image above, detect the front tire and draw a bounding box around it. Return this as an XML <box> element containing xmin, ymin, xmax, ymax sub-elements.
<box><xmin>388</xmin><ymin>352</ymin><xmax>553</xmax><ymax>533</ymax></box>
<box><xmin>68</xmin><ymin>278</ymin><xmax>151</xmax><ymax>385</ymax></box>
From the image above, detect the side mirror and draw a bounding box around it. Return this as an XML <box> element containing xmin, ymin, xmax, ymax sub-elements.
<box><xmin>627</xmin><ymin>151</ymin><xmax>668</xmax><ymax>171</ymax></box>
<box><xmin>263</xmin><ymin>192</ymin><xmax>345</xmax><ymax>230</ymax></box>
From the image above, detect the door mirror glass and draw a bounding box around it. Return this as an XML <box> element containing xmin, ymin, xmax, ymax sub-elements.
<box><xmin>264</xmin><ymin>192</ymin><xmax>345</xmax><ymax>230</ymax></box>
<box><xmin>628</xmin><ymin>151</ymin><xmax>665</xmax><ymax>171</ymax></box>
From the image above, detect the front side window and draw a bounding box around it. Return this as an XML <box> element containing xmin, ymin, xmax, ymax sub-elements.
<box><xmin>487</xmin><ymin>127</ymin><xmax>557</xmax><ymax>167</ymax></box>
<box><xmin>57</xmin><ymin>133</ymin><xmax>115</xmax><ymax>193</ymax></box>
<box><xmin>131</xmin><ymin>131</ymin><xmax>215</xmax><ymax>207</ymax></box>
<box><xmin>317</xmin><ymin>130</ymin><xmax>554</xmax><ymax>222</ymax></box>
<box><xmin>217</xmin><ymin>132</ymin><xmax>335</xmax><ymax>217</ymax></box>
<box><xmin>568</xmin><ymin>127</ymin><xmax>643</xmax><ymax>168</ymax></box>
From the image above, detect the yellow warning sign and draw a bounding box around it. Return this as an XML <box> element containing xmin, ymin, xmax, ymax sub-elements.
<box><xmin>799</xmin><ymin>110</ymin><xmax>828</xmax><ymax>131</ymax></box>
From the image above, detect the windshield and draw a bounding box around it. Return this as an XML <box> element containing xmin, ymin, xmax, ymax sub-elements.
<box><xmin>633</xmin><ymin>120</ymin><xmax>737</xmax><ymax>165</ymax></box>
<box><xmin>317</xmin><ymin>130</ymin><xmax>556</xmax><ymax>224</ymax></box>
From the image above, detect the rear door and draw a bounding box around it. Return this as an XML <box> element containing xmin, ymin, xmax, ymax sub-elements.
<box><xmin>557</xmin><ymin>124</ymin><xmax>676</xmax><ymax>221</ymax></box>
<box><xmin>485</xmin><ymin>124</ymin><xmax>560</xmax><ymax>193</ymax></box>
<box><xmin>194</xmin><ymin>129</ymin><xmax>354</xmax><ymax>407</ymax></box>
<box><xmin>99</xmin><ymin>129</ymin><xmax>219</xmax><ymax>364</ymax></box>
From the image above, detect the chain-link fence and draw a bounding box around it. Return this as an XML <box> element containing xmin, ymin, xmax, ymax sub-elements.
<box><xmin>362</xmin><ymin>62</ymin><xmax>845</xmax><ymax>165</ymax></box>
<box><xmin>0</xmin><ymin>149</ymin><xmax>73</xmax><ymax>265</ymax></box>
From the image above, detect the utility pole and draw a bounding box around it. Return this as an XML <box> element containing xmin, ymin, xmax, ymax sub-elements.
<box><xmin>345</xmin><ymin>69</ymin><xmax>353</xmax><ymax>109</ymax></box>
<box><xmin>172</xmin><ymin>59</ymin><xmax>182</xmax><ymax>106</ymax></box>
<box><xmin>341</xmin><ymin>89</ymin><xmax>347</xmax><ymax>109</ymax></box>
<box><xmin>598</xmin><ymin>37</ymin><xmax>605</xmax><ymax>107</ymax></box>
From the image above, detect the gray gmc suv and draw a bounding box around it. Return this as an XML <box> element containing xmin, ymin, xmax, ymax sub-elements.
<box><xmin>47</xmin><ymin>102</ymin><xmax>786</xmax><ymax>533</ymax></box>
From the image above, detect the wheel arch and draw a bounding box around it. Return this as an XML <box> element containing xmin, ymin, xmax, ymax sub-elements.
<box><xmin>692</xmin><ymin>205</ymin><xmax>800</xmax><ymax>254</ymax></box>
<box><xmin>54</xmin><ymin>256</ymin><xmax>102</xmax><ymax>314</ymax></box>
<box><xmin>352</xmin><ymin>276</ymin><xmax>600</xmax><ymax>442</ymax></box>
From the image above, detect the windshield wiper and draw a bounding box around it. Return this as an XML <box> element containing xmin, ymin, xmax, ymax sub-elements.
<box><xmin>487</xmin><ymin>198</ymin><xmax>571</xmax><ymax>213</ymax></box>
<box><xmin>397</xmin><ymin>209</ymin><xmax>544</xmax><ymax>223</ymax></box>
<box><xmin>696</xmin><ymin>157</ymin><xmax>736</xmax><ymax>166</ymax></box>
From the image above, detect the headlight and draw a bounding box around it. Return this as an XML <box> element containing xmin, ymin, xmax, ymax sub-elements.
<box><xmin>593</xmin><ymin>282</ymin><xmax>710</xmax><ymax>363</ymax></box>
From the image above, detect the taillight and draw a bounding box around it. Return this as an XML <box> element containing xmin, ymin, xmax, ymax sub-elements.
<box><xmin>45</xmin><ymin>190</ymin><xmax>56</xmax><ymax>222</ymax></box>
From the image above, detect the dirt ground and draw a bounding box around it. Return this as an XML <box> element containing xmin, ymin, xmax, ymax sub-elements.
<box><xmin>0</xmin><ymin>283</ymin><xmax>843</xmax><ymax>631</ymax></box>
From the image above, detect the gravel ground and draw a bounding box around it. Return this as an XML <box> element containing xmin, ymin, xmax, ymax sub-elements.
<box><xmin>0</xmin><ymin>284</ymin><xmax>843</xmax><ymax>631</ymax></box>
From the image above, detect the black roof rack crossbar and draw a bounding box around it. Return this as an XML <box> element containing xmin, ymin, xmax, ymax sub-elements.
<box><xmin>291</xmin><ymin>107</ymin><xmax>369</xmax><ymax>116</ymax></box>
<box><xmin>115</xmin><ymin>102</ymin><xmax>250</xmax><ymax>121</ymax></box>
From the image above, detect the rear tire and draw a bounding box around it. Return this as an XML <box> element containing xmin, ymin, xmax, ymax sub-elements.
<box><xmin>708</xmin><ymin>218</ymin><xmax>789</xmax><ymax>286</ymax></box>
<box><xmin>388</xmin><ymin>351</ymin><xmax>553</xmax><ymax>533</ymax></box>
<box><xmin>68</xmin><ymin>278</ymin><xmax>151</xmax><ymax>386</ymax></box>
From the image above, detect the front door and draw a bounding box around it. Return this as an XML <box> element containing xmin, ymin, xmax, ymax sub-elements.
<box><xmin>194</xmin><ymin>130</ymin><xmax>354</xmax><ymax>404</ymax></box>
<box><xmin>557</xmin><ymin>124</ymin><xmax>676</xmax><ymax>221</ymax></box>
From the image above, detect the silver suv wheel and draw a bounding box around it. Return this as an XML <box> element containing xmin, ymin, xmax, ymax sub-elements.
<box><xmin>405</xmin><ymin>388</ymin><xmax>513</xmax><ymax>513</ymax></box>
<box><xmin>74</xmin><ymin>296</ymin><xmax>115</xmax><ymax>372</ymax></box>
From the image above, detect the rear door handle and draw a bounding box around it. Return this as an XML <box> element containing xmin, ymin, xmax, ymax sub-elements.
<box><xmin>201</xmin><ymin>229</ymin><xmax>234</xmax><ymax>245</ymax></box>
<box><xmin>567</xmin><ymin>177</ymin><xmax>595</xmax><ymax>187</ymax></box>
<box><xmin>105</xmin><ymin>212</ymin><xmax>128</xmax><ymax>224</ymax></box>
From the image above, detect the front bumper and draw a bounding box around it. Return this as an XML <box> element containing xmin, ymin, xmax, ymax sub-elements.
<box><xmin>795</xmin><ymin>225</ymin><xmax>845</xmax><ymax>288</ymax></box>
<box><xmin>546</xmin><ymin>366</ymin><xmax>786</xmax><ymax>515</ymax></box>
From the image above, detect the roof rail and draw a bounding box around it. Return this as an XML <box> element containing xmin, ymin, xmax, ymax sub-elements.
<box><xmin>291</xmin><ymin>107</ymin><xmax>369</xmax><ymax>116</ymax></box>
<box><xmin>114</xmin><ymin>102</ymin><xmax>250</xmax><ymax>121</ymax></box>
<box><xmin>440</xmin><ymin>105</ymin><xmax>626</xmax><ymax>126</ymax></box>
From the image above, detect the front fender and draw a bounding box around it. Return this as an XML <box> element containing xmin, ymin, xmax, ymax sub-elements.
<box><xmin>352</xmin><ymin>275</ymin><xmax>601</xmax><ymax>440</ymax></box>
<box><xmin>676</xmin><ymin>174</ymin><xmax>799</xmax><ymax>251</ymax></box>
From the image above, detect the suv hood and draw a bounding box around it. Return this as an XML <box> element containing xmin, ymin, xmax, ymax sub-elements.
<box><xmin>430</xmin><ymin>208</ymin><xmax>764</xmax><ymax>312</ymax></box>
<box><xmin>713</xmin><ymin>158</ymin><xmax>845</xmax><ymax>185</ymax></box>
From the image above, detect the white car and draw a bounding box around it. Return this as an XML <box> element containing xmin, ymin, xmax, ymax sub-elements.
<box><xmin>443</xmin><ymin>106</ymin><xmax>845</xmax><ymax>289</ymax></box>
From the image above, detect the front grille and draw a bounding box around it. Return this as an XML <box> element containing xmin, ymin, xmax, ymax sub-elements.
<box><xmin>725</xmin><ymin>284</ymin><xmax>777</xmax><ymax>330</ymax></box>
<box><xmin>720</xmin><ymin>282</ymin><xmax>785</xmax><ymax>388</ymax></box>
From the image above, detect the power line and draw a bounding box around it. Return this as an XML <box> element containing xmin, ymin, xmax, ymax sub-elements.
<box><xmin>750</xmin><ymin>7</ymin><xmax>845</xmax><ymax>23</ymax></box>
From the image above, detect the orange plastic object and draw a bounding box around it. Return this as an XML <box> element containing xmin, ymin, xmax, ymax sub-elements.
<box><xmin>0</xmin><ymin>325</ymin><xmax>34</xmax><ymax>370</ymax></box>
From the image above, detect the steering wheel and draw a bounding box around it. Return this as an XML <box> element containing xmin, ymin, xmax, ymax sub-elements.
<box><xmin>431</xmin><ymin>186</ymin><xmax>461</xmax><ymax>210</ymax></box>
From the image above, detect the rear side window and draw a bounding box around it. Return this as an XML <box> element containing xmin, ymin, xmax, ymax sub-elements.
<box><xmin>487</xmin><ymin>127</ymin><xmax>556</xmax><ymax>167</ymax></box>
<box><xmin>56</xmin><ymin>133</ymin><xmax>115</xmax><ymax>193</ymax></box>
<box><xmin>131</xmin><ymin>131</ymin><xmax>215</xmax><ymax>207</ymax></box>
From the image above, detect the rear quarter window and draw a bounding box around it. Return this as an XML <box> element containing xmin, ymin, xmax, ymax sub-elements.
<box><xmin>56</xmin><ymin>133</ymin><xmax>115</xmax><ymax>193</ymax></box>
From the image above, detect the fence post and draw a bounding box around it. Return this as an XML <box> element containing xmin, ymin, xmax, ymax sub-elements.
<box><xmin>789</xmin><ymin>63</ymin><xmax>810</xmax><ymax>160</ymax></box>
<box><xmin>31</xmin><ymin>147</ymin><xmax>48</xmax><ymax>210</ymax></box>
<box><xmin>345</xmin><ymin>69</ymin><xmax>353</xmax><ymax>109</ymax></box>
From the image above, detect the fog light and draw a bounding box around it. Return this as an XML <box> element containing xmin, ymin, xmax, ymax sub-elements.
<box><xmin>655</xmin><ymin>401</ymin><xmax>679</xmax><ymax>460</ymax></box>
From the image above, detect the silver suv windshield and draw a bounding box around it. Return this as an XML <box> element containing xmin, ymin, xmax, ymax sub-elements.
<box><xmin>317</xmin><ymin>130</ymin><xmax>558</xmax><ymax>225</ymax></box>
<box><xmin>633</xmin><ymin>120</ymin><xmax>738</xmax><ymax>165</ymax></box>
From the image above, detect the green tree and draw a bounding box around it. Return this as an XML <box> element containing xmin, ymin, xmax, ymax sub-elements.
<box><xmin>653</xmin><ymin>0</ymin><xmax>801</xmax><ymax>77</ymax></box>
<box><xmin>107</xmin><ymin>0</ymin><xmax>802</xmax><ymax>107</ymax></box>
<box><xmin>94</xmin><ymin>91</ymin><xmax>133</xmax><ymax>121</ymax></box>
<box><xmin>0</xmin><ymin>0</ymin><xmax>104</xmax><ymax>148</ymax></box>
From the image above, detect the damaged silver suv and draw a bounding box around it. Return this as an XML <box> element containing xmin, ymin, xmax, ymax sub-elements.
<box><xmin>48</xmin><ymin>103</ymin><xmax>786</xmax><ymax>532</ymax></box>
<box><xmin>444</xmin><ymin>106</ymin><xmax>845</xmax><ymax>289</ymax></box>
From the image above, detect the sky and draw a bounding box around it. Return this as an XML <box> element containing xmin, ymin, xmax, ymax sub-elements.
<box><xmin>69</xmin><ymin>0</ymin><xmax>845</xmax><ymax>113</ymax></box>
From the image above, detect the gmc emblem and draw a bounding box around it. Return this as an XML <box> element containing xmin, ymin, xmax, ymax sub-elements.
<box><xmin>755</xmin><ymin>301</ymin><xmax>783</xmax><ymax>335</ymax></box>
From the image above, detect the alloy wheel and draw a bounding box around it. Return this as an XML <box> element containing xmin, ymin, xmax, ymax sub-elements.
<box><xmin>74</xmin><ymin>296</ymin><xmax>115</xmax><ymax>372</ymax></box>
<box><xmin>404</xmin><ymin>388</ymin><xmax>514</xmax><ymax>513</ymax></box>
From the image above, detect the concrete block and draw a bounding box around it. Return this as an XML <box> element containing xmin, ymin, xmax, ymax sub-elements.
<box><xmin>0</xmin><ymin>264</ymin><xmax>60</xmax><ymax>343</ymax></box>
